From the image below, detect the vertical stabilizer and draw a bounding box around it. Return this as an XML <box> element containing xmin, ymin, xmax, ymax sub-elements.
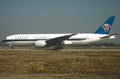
<box><xmin>95</xmin><ymin>16</ymin><xmax>115</xmax><ymax>34</ymax></box>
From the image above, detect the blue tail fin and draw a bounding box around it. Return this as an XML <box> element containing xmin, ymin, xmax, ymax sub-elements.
<box><xmin>95</xmin><ymin>16</ymin><xmax>115</xmax><ymax>34</ymax></box>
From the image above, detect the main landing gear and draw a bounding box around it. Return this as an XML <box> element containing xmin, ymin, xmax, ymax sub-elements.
<box><xmin>54</xmin><ymin>46</ymin><xmax>63</xmax><ymax>50</ymax></box>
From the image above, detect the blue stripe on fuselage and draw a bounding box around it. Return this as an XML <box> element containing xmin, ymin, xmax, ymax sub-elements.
<box><xmin>3</xmin><ymin>38</ymin><xmax>87</xmax><ymax>42</ymax></box>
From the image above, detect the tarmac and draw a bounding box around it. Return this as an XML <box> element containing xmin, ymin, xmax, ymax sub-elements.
<box><xmin>0</xmin><ymin>46</ymin><xmax>120</xmax><ymax>51</ymax></box>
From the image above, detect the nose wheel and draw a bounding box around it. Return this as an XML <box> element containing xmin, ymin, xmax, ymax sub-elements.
<box><xmin>10</xmin><ymin>44</ymin><xmax>14</xmax><ymax>49</ymax></box>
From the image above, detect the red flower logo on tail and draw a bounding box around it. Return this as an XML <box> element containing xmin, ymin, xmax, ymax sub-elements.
<box><xmin>102</xmin><ymin>24</ymin><xmax>111</xmax><ymax>32</ymax></box>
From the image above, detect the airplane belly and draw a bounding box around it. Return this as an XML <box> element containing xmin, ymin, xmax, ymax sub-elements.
<box><xmin>69</xmin><ymin>39</ymin><xmax>100</xmax><ymax>45</ymax></box>
<box><xmin>70</xmin><ymin>40</ymin><xmax>91</xmax><ymax>44</ymax></box>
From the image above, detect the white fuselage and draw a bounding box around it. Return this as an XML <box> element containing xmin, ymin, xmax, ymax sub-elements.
<box><xmin>3</xmin><ymin>16</ymin><xmax>116</xmax><ymax>48</ymax></box>
<box><xmin>4</xmin><ymin>33</ymin><xmax>107</xmax><ymax>46</ymax></box>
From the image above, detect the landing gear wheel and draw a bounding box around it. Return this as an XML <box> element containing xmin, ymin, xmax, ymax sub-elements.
<box><xmin>10</xmin><ymin>44</ymin><xmax>14</xmax><ymax>49</ymax></box>
<box><xmin>11</xmin><ymin>46</ymin><xmax>14</xmax><ymax>49</ymax></box>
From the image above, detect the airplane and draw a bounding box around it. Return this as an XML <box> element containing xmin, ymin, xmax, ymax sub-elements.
<box><xmin>2</xmin><ymin>16</ymin><xmax>117</xmax><ymax>49</ymax></box>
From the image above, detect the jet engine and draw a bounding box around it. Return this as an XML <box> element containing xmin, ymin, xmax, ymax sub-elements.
<box><xmin>35</xmin><ymin>40</ymin><xmax>47</xmax><ymax>47</ymax></box>
<box><xmin>63</xmin><ymin>40</ymin><xmax>72</xmax><ymax>45</ymax></box>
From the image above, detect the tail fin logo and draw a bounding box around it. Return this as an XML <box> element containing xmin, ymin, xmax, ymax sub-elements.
<box><xmin>102</xmin><ymin>24</ymin><xmax>111</xmax><ymax>32</ymax></box>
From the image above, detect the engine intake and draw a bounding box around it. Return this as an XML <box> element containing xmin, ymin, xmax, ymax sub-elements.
<box><xmin>35</xmin><ymin>40</ymin><xmax>47</xmax><ymax>47</ymax></box>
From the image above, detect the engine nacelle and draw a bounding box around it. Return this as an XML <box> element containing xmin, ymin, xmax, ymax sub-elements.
<box><xmin>35</xmin><ymin>40</ymin><xmax>47</xmax><ymax>47</ymax></box>
<box><xmin>63</xmin><ymin>40</ymin><xmax>72</xmax><ymax>45</ymax></box>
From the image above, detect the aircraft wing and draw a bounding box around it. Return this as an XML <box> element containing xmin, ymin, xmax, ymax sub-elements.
<box><xmin>45</xmin><ymin>33</ymin><xmax>76</xmax><ymax>47</ymax></box>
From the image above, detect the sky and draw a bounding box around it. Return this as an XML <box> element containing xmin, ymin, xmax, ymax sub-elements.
<box><xmin>0</xmin><ymin>0</ymin><xmax>120</xmax><ymax>44</ymax></box>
